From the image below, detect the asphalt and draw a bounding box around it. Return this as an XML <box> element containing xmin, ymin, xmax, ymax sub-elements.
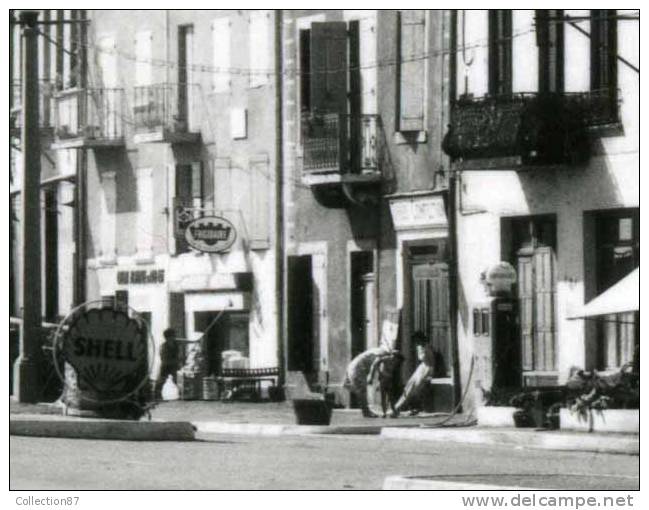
<box><xmin>9</xmin><ymin>399</ymin><xmax>639</xmax><ymax>456</ymax></box>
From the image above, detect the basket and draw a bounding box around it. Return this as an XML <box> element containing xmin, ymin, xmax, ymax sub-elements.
<box><xmin>292</xmin><ymin>397</ymin><xmax>333</xmax><ymax>425</ymax></box>
<box><xmin>177</xmin><ymin>372</ymin><xmax>200</xmax><ymax>400</ymax></box>
<box><xmin>202</xmin><ymin>376</ymin><xmax>220</xmax><ymax>401</ymax></box>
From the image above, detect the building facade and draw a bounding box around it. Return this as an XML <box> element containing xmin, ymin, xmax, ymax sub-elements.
<box><xmin>282</xmin><ymin>10</ymin><xmax>457</xmax><ymax>407</ymax></box>
<box><xmin>443</xmin><ymin>10</ymin><xmax>639</xmax><ymax>405</ymax></box>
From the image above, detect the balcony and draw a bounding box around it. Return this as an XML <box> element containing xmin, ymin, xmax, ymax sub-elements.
<box><xmin>52</xmin><ymin>88</ymin><xmax>125</xmax><ymax>149</ymax></box>
<box><xmin>133</xmin><ymin>83</ymin><xmax>201</xmax><ymax>144</ymax></box>
<box><xmin>10</xmin><ymin>81</ymin><xmax>55</xmax><ymax>140</ymax></box>
<box><xmin>442</xmin><ymin>91</ymin><xmax>615</xmax><ymax>169</ymax></box>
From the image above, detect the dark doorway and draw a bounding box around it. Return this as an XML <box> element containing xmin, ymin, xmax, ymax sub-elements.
<box><xmin>177</xmin><ymin>25</ymin><xmax>193</xmax><ymax>130</ymax></box>
<box><xmin>287</xmin><ymin>255</ymin><xmax>316</xmax><ymax>376</ymax></box>
<box><xmin>350</xmin><ymin>251</ymin><xmax>373</xmax><ymax>359</ymax></box>
<box><xmin>44</xmin><ymin>189</ymin><xmax>58</xmax><ymax>321</ymax></box>
<box><xmin>195</xmin><ymin>311</ymin><xmax>249</xmax><ymax>376</ymax></box>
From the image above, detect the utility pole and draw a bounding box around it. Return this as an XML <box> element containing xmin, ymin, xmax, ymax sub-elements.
<box><xmin>14</xmin><ymin>10</ymin><xmax>43</xmax><ymax>403</ymax></box>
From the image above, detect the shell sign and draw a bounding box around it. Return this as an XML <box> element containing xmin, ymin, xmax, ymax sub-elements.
<box><xmin>185</xmin><ymin>216</ymin><xmax>237</xmax><ymax>253</ymax></box>
<box><xmin>62</xmin><ymin>309</ymin><xmax>149</xmax><ymax>396</ymax></box>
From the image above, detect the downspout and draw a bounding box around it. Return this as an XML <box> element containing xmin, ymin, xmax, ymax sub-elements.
<box><xmin>75</xmin><ymin>9</ymin><xmax>88</xmax><ymax>306</ymax></box>
<box><xmin>274</xmin><ymin>10</ymin><xmax>286</xmax><ymax>389</ymax></box>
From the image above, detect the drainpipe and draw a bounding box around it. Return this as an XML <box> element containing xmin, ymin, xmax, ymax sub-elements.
<box><xmin>274</xmin><ymin>10</ymin><xmax>285</xmax><ymax>389</ymax></box>
<box><xmin>448</xmin><ymin>170</ymin><xmax>462</xmax><ymax>409</ymax></box>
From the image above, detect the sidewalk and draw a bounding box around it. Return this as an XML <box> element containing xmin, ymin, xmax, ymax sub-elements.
<box><xmin>9</xmin><ymin>399</ymin><xmax>639</xmax><ymax>455</ymax></box>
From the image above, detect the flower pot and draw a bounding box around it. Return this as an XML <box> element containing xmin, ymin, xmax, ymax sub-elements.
<box><xmin>513</xmin><ymin>409</ymin><xmax>535</xmax><ymax>428</ymax></box>
<box><xmin>292</xmin><ymin>397</ymin><xmax>333</xmax><ymax>425</ymax></box>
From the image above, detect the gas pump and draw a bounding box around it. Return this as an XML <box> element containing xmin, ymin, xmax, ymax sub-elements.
<box><xmin>472</xmin><ymin>263</ymin><xmax>521</xmax><ymax>396</ymax></box>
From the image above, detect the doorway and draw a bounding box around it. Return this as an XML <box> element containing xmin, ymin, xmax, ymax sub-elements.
<box><xmin>195</xmin><ymin>311</ymin><xmax>249</xmax><ymax>376</ymax></box>
<box><xmin>287</xmin><ymin>255</ymin><xmax>317</xmax><ymax>378</ymax></box>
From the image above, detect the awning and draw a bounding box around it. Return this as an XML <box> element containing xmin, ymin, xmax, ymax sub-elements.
<box><xmin>568</xmin><ymin>268</ymin><xmax>639</xmax><ymax>319</ymax></box>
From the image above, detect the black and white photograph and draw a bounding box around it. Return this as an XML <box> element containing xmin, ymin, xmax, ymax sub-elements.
<box><xmin>7</xmin><ymin>4</ymin><xmax>640</xmax><ymax>499</ymax></box>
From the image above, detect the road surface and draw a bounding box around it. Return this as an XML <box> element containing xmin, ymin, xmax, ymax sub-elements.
<box><xmin>10</xmin><ymin>433</ymin><xmax>639</xmax><ymax>490</ymax></box>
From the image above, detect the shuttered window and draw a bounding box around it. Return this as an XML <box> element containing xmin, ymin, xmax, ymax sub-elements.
<box><xmin>536</xmin><ymin>10</ymin><xmax>564</xmax><ymax>93</ymax></box>
<box><xmin>310</xmin><ymin>21</ymin><xmax>348</xmax><ymax>114</ymax></box>
<box><xmin>590</xmin><ymin>10</ymin><xmax>618</xmax><ymax>121</ymax></box>
<box><xmin>488</xmin><ymin>10</ymin><xmax>512</xmax><ymax>96</ymax></box>
<box><xmin>398</xmin><ymin>10</ymin><xmax>426</xmax><ymax>131</ymax></box>
<box><xmin>249</xmin><ymin>11</ymin><xmax>270</xmax><ymax>88</ymax></box>
<box><xmin>212</xmin><ymin>18</ymin><xmax>231</xmax><ymax>93</ymax></box>
<box><xmin>249</xmin><ymin>157</ymin><xmax>270</xmax><ymax>248</ymax></box>
<box><xmin>175</xmin><ymin>162</ymin><xmax>204</xmax><ymax>254</ymax></box>
<box><xmin>134</xmin><ymin>31</ymin><xmax>153</xmax><ymax>87</ymax></box>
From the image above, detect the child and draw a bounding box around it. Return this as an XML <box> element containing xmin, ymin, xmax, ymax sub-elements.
<box><xmin>367</xmin><ymin>350</ymin><xmax>404</xmax><ymax>418</ymax></box>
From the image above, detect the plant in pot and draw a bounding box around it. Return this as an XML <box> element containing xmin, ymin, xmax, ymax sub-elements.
<box><xmin>510</xmin><ymin>391</ymin><xmax>543</xmax><ymax>428</ymax></box>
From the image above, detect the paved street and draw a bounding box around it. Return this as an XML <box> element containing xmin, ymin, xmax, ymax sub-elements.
<box><xmin>10</xmin><ymin>434</ymin><xmax>639</xmax><ymax>490</ymax></box>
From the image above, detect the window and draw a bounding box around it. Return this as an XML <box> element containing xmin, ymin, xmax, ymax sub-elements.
<box><xmin>299</xmin><ymin>29</ymin><xmax>311</xmax><ymax>112</ymax></box>
<box><xmin>488</xmin><ymin>10</ymin><xmax>512</xmax><ymax>96</ymax></box>
<box><xmin>595</xmin><ymin>209</ymin><xmax>639</xmax><ymax>370</ymax></box>
<box><xmin>590</xmin><ymin>9</ymin><xmax>618</xmax><ymax>121</ymax></box>
<box><xmin>211</xmin><ymin>18</ymin><xmax>231</xmax><ymax>93</ymax></box>
<box><xmin>398</xmin><ymin>10</ymin><xmax>426</xmax><ymax>132</ymax></box>
<box><xmin>249</xmin><ymin>11</ymin><xmax>270</xmax><ymax>88</ymax></box>
<box><xmin>504</xmin><ymin>216</ymin><xmax>557</xmax><ymax>375</ymax></box>
<box><xmin>175</xmin><ymin>162</ymin><xmax>205</xmax><ymax>253</ymax></box>
<box><xmin>536</xmin><ymin>10</ymin><xmax>564</xmax><ymax>93</ymax></box>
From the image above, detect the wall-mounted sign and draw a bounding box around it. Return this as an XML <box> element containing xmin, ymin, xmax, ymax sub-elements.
<box><xmin>185</xmin><ymin>216</ymin><xmax>237</xmax><ymax>253</ymax></box>
<box><xmin>388</xmin><ymin>193</ymin><xmax>447</xmax><ymax>231</ymax></box>
<box><xmin>485</xmin><ymin>262</ymin><xmax>517</xmax><ymax>296</ymax></box>
<box><xmin>117</xmin><ymin>269</ymin><xmax>165</xmax><ymax>285</ymax></box>
<box><xmin>62</xmin><ymin>308</ymin><xmax>148</xmax><ymax>397</ymax></box>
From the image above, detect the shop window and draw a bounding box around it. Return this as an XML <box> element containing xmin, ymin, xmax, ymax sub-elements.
<box><xmin>398</xmin><ymin>10</ymin><xmax>426</xmax><ymax>132</ymax></box>
<box><xmin>595</xmin><ymin>209</ymin><xmax>639</xmax><ymax>370</ymax></box>
<box><xmin>488</xmin><ymin>10</ymin><xmax>512</xmax><ymax>96</ymax></box>
<box><xmin>536</xmin><ymin>10</ymin><xmax>564</xmax><ymax>93</ymax></box>
<box><xmin>503</xmin><ymin>215</ymin><xmax>557</xmax><ymax>376</ymax></box>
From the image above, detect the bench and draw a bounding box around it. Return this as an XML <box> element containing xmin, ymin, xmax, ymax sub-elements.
<box><xmin>216</xmin><ymin>367</ymin><xmax>279</xmax><ymax>401</ymax></box>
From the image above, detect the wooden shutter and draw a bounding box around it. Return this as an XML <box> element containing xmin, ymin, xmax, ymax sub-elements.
<box><xmin>310</xmin><ymin>22</ymin><xmax>348</xmax><ymax>114</ymax></box>
<box><xmin>250</xmin><ymin>157</ymin><xmax>270</xmax><ymax>247</ymax></box>
<box><xmin>517</xmin><ymin>256</ymin><xmax>534</xmax><ymax>371</ymax></box>
<box><xmin>135</xmin><ymin>31</ymin><xmax>153</xmax><ymax>87</ymax></box>
<box><xmin>488</xmin><ymin>10</ymin><xmax>512</xmax><ymax>95</ymax></box>
<box><xmin>536</xmin><ymin>10</ymin><xmax>564</xmax><ymax>93</ymax></box>
<box><xmin>399</xmin><ymin>10</ymin><xmax>426</xmax><ymax>131</ymax></box>
<box><xmin>175</xmin><ymin>164</ymin><xmax>192</xmax><ymax>253</ymax></box>
<box><xmin>348</xmin><ymin>20</ymin><xmax>361</xmax><ymax>173</ymax></box>
<box><xmin>534</xmin><ymin>247</ymin><xmax>556</xmax><ymax>371</ymax></box>
<box><xmin>249</xmin><ymin>11</ymin><xmax>270</xmax><ymax>88</ymax></box>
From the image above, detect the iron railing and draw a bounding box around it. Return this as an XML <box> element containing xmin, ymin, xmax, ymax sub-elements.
<box><xmin>443</xmin><ymin>90</ymin><xmax>619</xmax><ymax>164</ymax></box>
<box><xmin>301</xmin><ymin>112</ymin><xmax>382</xmax><ymax>175</ymax></box>
<box><xmin>54</xmin><ymin>87</ymin><xmax>125</xmax><ymax>141</ymax></box>
<box><xmin>133</xmin><ymin>83</ymin><xmax>200</xmax><ymax>134</ymax></box>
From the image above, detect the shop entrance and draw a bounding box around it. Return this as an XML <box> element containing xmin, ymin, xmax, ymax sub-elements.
<box><xmin>195</xmin><ymin>311</ymin><xmax>249</xmax><ymax>376</ymax></box>
<box><xmin>404</xmin><ymin>239</ymin><xmax>453</xmax><ymax>412</ymax></box>
<box><xmin>287</xmin><ymin>255</ymin><xmax>317</xmax><ymax>379</ymax></box>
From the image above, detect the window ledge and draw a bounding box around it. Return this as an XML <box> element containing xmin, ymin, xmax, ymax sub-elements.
<box><xmin>394</xmin><ymin>130</ymin><xmax>427</xmax><ymax>145</ymax></box>
<box><xmin>99</xmin><ymin>255</ymin><xmax>117</xmax><ymax>267</ymax></box>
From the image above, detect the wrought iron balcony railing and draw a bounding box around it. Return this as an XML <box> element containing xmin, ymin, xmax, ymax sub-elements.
<box><xmin>301</xmin><ymin>112</ymin><xmax>382</xmax><ymax>177</ymax></box>
<box><xmin>133</xmin><ymin>83</ymin><xmax>201</xmax><ymax>137</ymax></box>
<box><xmin>54</xmin><ymin>87</ymin><xmax>125</xmax><ymax>143</ymax></box>
<box><xmin>442</xmin><ymin>90</ymin><xmax>619</xmax><ymax>166</ymax></box>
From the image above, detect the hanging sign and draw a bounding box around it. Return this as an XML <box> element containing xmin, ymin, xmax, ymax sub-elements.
<box><xmin>185</xmin><ymin>216</ymin><xmax>237</xmax><ymax>253</ymax></box>
<box><xmin>62</xmin><ymin>308</ymin><xmax>149</xmax><ymax>397</ymax></box>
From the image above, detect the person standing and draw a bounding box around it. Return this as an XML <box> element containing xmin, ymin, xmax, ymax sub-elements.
<box><xmin>393</xmin><ymin>331</ymin><xmax>435</xmax><ymax>416</ymax></box>
<box><xmin>155</xmin><ymin>328</ymin><xmax>180</xmax><ymax>399</ymax></box>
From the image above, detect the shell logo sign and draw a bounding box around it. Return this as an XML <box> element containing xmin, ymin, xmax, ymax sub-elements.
<box><xmin>185</xmin><ymin>216</ymin><xmax>237</xmax><ymax>253</ymax></box>
<box><xmin>62</xmin><ymin>309</ymin><xmax>149</xmax><ymax>396</ymax></box>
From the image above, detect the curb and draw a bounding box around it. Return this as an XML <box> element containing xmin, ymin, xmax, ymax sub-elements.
<box><xmin>10</xmin><ymin>416</ymin><xmax>196</xmax><ymax>441</ymax></box>
<box><xmin>383</xmin><ymin>476</ymin><xmax>527</xmax><ymax>490</ymax></box>
<box><xmin>380</xmin><ymin>427</ymin><xmax>639</xmax><ymax>455</ymax></box>
<box><xmin>192</xmin><ymin>421</ymin><xmax>381</xmax><ymax>436</ymax></box>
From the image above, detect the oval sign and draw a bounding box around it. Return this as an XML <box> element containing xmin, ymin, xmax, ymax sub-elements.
<box><xmin>62</xmin><ymin>308</ymin><xmax>149</xmax><ymax>397</ymax></box>
<box><xmin>185</xmin><ymin>216</ymin><xmax>237</xmax><ymax>253</ymax></box>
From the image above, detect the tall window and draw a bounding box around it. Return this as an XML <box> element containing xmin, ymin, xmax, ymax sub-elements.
<box><xmin>211</xmin><ymin>17</ymin><xmax>231</xmax><ymax>93</ymax></box>
<box><xmin>536</xmin><ymin>10</ymin><xmax>564</xmax><ymax>93</ymax></box>
<box><xmin>488</xmin><ymin>10</ymin><xmax>512</xmax><ymax>96</ymax></box>
<box><xmin>249</xmin><ymin>11</ymin><xmax>270</xmax><ymax>88</ymax></box>
<box><xmin>175</xmin><ymin>162</ymin><xmax>204</xmax><ymax>253</ymax></box>
<box><xmin>595</xmin><ymin>209</ymin><xmax>639</xmax><ymax>370</ymax></box>
<box><xmin>505</xmin><ymin>216</ymin><xmax>557</xmax><ymax>377</ymax></box>
<box><xmin>591</xmin><ymin>10</ymin><xmax>618</xmax><ymax>121</ymax></box>
<box><xmin>398</xmin><ymin>10</ymin><xmax>426</xmax><ymax>132</ymax></box>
